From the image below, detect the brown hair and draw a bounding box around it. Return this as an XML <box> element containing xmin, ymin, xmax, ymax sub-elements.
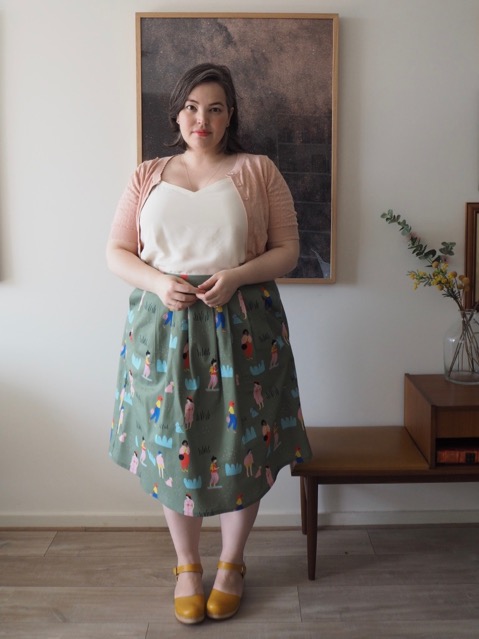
<box><xmin>168</xmin><ymin>63</ymin><xmax>244</xmax><ymax>154</ymax></box>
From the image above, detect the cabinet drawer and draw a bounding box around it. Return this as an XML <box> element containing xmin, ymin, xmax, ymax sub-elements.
<box><xmin>436</xmin><ymin>410</ymin><xmax>479</xmax><ymax>438</ymax></box>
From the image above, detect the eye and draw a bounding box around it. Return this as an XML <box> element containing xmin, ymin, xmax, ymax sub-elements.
<box><xmin>184</xmin><ymin>104</ymin><xmax>196</xmax><ymax>111</ymax></box>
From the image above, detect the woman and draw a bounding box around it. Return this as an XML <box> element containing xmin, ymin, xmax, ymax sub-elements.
<box><xmin>107</xmin><ymin>63</ymin><xmax>312</xmax><ymax>624</ymax></box>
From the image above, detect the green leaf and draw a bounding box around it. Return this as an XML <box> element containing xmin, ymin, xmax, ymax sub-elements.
<box><xmin>439</xmin><ymin>242</ymin><xmax>456</xmax><ymax>256</ymax></box>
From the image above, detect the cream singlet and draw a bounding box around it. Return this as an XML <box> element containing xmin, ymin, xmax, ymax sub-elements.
<box><xmin>140</xmin><ymin>178</ymin><xmax>248</xmax><ymax>275</ymax></box>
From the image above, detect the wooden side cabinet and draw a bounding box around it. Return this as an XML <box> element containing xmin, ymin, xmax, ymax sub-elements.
<box><xmin>293</xmin><ymin>374</ymin><xmax>479</xmax><ymax>579</ymax></box>
<box><xmin>404</xmin><ymin>374</ymin><xmax>479</xmax><ymax>470</ymax></box>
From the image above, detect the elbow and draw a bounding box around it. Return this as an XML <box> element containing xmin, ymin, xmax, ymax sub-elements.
<box><xmin>105</xmin><ymin>238</ymin><xmax>138</xmax><ymax>277</ymax></box>
<box><xmin>105</xmin><ymin>243</ymin><xmax>115</xmax><ymax>272</ymax></box>
<box><xmin>267</xmin><ymin>240</ymin><xmax>300</xmax><ymax>277</ymax></box>
<box><xmin>283</xmin><ymin>241</ymin><xmax>300</xmax><ymax>275</ymax></box>
<box><xmin>105</xmin><ymin>241</ymin><xmax>124</xmax><ymax>274</ymax></box>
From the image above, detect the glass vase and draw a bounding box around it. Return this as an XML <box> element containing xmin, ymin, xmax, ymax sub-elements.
<box><xmin>444</xmin><ymin>309</ymin><xmax>479</xmax><ymax>384</ymax></box>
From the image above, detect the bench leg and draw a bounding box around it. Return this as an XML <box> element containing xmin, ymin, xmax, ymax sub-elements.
<box><xmin>306</xmin><ymin>476</ymin><xmax>318</xmax><ymax>580</ymax></box>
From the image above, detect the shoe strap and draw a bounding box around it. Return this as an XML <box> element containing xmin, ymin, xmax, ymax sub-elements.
<box><xmin>217</xmin><ymin>560</ymin><xmax>246</xmax><ymax>577</ymax></box>
<box><xmin>173</xmin><ymin>563</ymin><xmax>203</xmax><ymax>577</ymax></box>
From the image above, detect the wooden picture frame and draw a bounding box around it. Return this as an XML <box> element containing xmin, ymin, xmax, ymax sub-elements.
<box><xmin>136</xmin><ymin>12</ymin><xmax>339</xmax><ymax>283</ymax></box>
<box><xmin>465</xmin><ymin>202</ymin><xmax>479</xmax><ymax>309</ymax></box>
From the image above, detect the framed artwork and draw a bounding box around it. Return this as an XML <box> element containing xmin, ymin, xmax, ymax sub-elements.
<box><xmin>465</xmin><ymin>202</ymin><xmax>479</xmax><ymax>309</ymax></box>
<box><xmin>136</xmin><ymin>12</ymin><xmax>339</xmax><ymax>283</ymax></box>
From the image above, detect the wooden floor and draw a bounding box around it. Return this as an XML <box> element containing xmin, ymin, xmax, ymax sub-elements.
<box><xmin>1</xmin><ymin>525</ymin><xmax>479</xmax><ymax>638</ymax></box>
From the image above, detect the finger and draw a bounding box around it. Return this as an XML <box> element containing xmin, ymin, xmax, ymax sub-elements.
<box><xmin>195</xmin><ymin>292</ymin><xmax>207</xmax><ymax>304</ymax></box>
<box><xmin>197</xmin><ymin>276</ymin><xmax>217</xmax><ymax>291</ymax></box>
<box><xmin>196</xmin><ymin>289</ymin><xmax>217</xmax><ymax>302</ymax></box>
<box><xmin>172</xmin><ymin>290</ymin><xmax>197</xmax><ymax>302</ymax></box>
<box><xmin>169</xmin><ymin>281</ymin><xmax>197</xmax><ymax>297</ymax></box>
<box><xmin>166</xmin><ymin>296</ymin><xmax>180</xmax><ymax>308</ymax></box>
<box><xmin>170</xmin><ymin>295</ymin><xmax>197</xmax><ymax>311</ymax></box>
<box><xmin>195</xmin><ymin>293</ymin><xmax>212</xmax><ymax>307</ymax></box>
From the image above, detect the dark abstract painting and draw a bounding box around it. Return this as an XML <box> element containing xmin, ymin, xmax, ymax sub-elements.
<box><xmin>136</xmin><ymin>13</ymin><xmax>338</xmax><ymax>282</ymax></box>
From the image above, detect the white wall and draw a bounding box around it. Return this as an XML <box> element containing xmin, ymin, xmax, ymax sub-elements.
<box><xmin>1</xmin><ymin>0</ymin><xmax>478</xmax><ymax>527</ymax></box>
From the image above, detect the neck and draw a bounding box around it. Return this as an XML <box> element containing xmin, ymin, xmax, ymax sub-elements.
<box><xmin>180</xmin><ymin>151</ymin><xmax>233</xmax><ymax>191</ymax></box>
<box><xmin>183</xmin><ymin>149</ymin><xmax>226</xmax><ymax>164</ymax></box>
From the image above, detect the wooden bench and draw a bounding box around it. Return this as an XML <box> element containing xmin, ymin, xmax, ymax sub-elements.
<box><xmin>291</xmin><ymin>425</ymin><xmax>479</xmax><ymax>580</ymax></box>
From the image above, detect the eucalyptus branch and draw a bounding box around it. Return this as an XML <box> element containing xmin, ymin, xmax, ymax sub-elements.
<box><xmin>380</xmin><ymin>209</ymin><xmax>471</xmax><ymax>310</ymax></box>
<box><xmin>380</xmin><ymin>209</ymin><xmax>456</xmax><ymax>266</ymax></box>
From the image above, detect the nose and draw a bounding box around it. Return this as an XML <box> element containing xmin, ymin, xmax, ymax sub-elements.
<box><xmin>196</xmin><ymin>109</ymin><xmax>209</xmax><ymax>125</ymax></box>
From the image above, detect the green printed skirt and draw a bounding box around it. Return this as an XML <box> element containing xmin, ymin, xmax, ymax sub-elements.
<box><xmin>109</xmin><ymin>277</ymin><xmax>312</xmax><ymax>517</ymax></box>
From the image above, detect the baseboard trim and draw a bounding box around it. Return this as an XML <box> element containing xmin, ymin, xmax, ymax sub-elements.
<box><xmin>1</xmin><ymin>510</ymin><xmax>478</xmax><ymax>528</ymax></box>
<box><xmin>317</xmin><ymin>509</ymin><xmax>479</xmax><ymax>526</ymax></box>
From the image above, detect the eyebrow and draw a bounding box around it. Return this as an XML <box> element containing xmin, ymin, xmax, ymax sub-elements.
<box><xmin>185</xmin><ymin>98</ymin><xmax>226</xmax><ymax>107</ymax></box>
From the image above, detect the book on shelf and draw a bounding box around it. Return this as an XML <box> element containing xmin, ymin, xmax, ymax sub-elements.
<box><xmin>436</xmin><ymin>440</ymin><xmax>479</xmax><ymax>465</ymax></box>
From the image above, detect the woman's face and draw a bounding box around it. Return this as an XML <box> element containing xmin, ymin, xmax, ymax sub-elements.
<box><xmin>177</xmin><ymin>82</ymin><xmax>233</xmax><ymax>154</ymax></box>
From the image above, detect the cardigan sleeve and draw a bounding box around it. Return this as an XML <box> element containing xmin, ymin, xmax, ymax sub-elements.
<box><xmin>262</xmin><ymin>157</ymin><xmax>299</xmax><ymax>249</ymax></box>
<box><xmin>108</xmin><ymin>165</ymin><xmax>143</xmax><ymax>246</ymax></box>
<box><xmin>108</xmin><ymin>158</ymin><xmax>168</xmax><ymax>249</ymax></box>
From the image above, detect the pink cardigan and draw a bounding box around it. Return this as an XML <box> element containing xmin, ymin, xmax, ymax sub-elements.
<box><xmin>109</xmin><ymin>153</ymin><xmax>299</xmax><ymax>263</ymax></box>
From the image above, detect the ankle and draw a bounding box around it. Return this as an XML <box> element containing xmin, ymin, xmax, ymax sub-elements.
<box><xmin>175</xmin><ymin>571</ymin><xmax>204</xmax><ymax>597</ymax></box>
<box><xmin>176</xmin><ymin>555</ymin><xmax>202</xmax><ymax>566</ymax></box>
<box><xmin>219</xmin><ymin>554</ymin><xmax>244</xmax><ymax>566</ymax></box>
<box><xmin>213</xmin><ymin>560</ymin><xmax>246</xmax><ymax>597</ymax></box>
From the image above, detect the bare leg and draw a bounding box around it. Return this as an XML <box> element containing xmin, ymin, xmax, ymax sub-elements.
<box><xmin>163</xmin><ymin>505</ymin><xmax>204</xmax><ymax>598</ymax></box>
<box><xmin>213</xmin><ymin>500</ymin><xmax>260</xmax><ymax>596</ymax></box>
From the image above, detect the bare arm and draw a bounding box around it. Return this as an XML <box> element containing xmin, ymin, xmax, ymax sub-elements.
<box><xmin>233</xmin><ymin>239</ymin><xmax>299</xmax><ymax>284</ymax></box>
<box><xmin>196</xmin><ymin>239</ymin><xmax>299</xmax><ymax>307</ymax></box>
<box><xmin>106</xmin><ymin>239</ymin><xmax>199</xmax><ymax>310</ymax></box>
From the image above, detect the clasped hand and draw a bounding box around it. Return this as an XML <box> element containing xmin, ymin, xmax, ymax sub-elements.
<box><xmin>158</xmin><ymin>271</ymin><xmax>240</xmax><ymax>311</ymax></box>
